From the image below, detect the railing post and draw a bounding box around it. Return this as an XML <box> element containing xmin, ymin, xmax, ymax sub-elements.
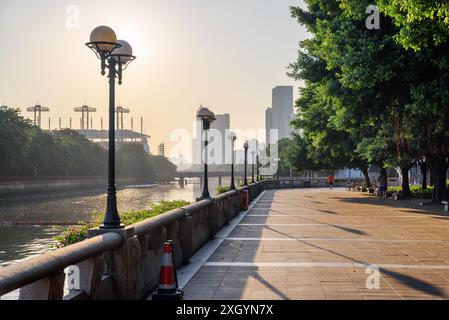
<box><xmin>88</xmin><ymin>226</ymin><xmax>138</xmax><ymax>299</ymax></box>
<box><xmin>19</xmin><ymin>271</ymin><xmax>65</xmax><ymax>300</ymax></box>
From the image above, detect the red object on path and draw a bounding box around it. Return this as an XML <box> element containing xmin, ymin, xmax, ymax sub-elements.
<box><xmin>327</xmin><ymin>175</ymin><xmax>335</xmax><ymax>185</ymax></box>
<box><xmin>241</xmin><ymin>190</ymin><xmax>249</xmax><ymax>210</ymax></box>
<box><xmin>151</xmin><ymin>241</ymin><xmax>183</xmax><ymax>300</ymax></box>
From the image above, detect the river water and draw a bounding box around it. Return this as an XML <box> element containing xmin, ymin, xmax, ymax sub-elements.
<box><xmin>0</xmin><ymin>177</ymin><xmax>231</xmax><ymax>267</ymax></box>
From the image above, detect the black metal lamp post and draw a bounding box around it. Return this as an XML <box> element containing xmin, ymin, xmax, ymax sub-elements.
<box><xmin>86</xmin><ymin>26</ymin><xmax>136</xmax><ymax>229</ymax></box>
<box><xmin>256</xmin><ymin>140</ymin><xmax>260</xmax><ymax>181</ymax></box>
<box><xmin>243</xmin><ymin>142</ymin><xmax>249</xmax><ymax>186</ymax></box>
<box><xmin>197</xmin><ymin>106</ymin><xmax>216</xmax><ymax>200</ymax></box>
<box><xmin>229</xmin><ymin>132</ymin><xmax>237</xmax><ymax>190</ymax></box>
<box><xmin>251</xmin><ymin>150</ymin><xmax>256</xmax><ymax>184</ymax></box>
<box><xmin>275</xmin><ymin>157</ymin><xmax>280</xmax><ymax>181</ymax></box>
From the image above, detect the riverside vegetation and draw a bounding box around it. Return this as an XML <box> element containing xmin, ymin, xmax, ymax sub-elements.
<box><xmin>54</xmin><ymin>200</ymin><xmax>191</xmax><ymax>247</ymax></box>
<box><xmin>0</xmin><ymin>106</ymin><xmax>176</xmax><ymax>183</ymax></box>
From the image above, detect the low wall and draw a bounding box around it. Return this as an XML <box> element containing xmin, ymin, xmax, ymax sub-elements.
<box><xmin>0</xmin><ymin>180</ymin><xmax>269</xmax><ymax>300</ymax></box>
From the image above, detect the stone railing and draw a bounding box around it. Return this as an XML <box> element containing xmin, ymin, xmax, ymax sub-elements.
<box><xmin>0</xmin><ymin>181</ymin><xmax>269</xmax><ymax>300</ymax></box>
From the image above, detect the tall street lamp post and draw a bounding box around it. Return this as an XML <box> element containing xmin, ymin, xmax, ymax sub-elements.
<box><xmin>251</xmin><ymin>150</ymin><xmax>256</xmax><ymax>184</ymax></box>
<box><xmin>86</xmin><ymin>26</ymin><xmax>136</xmax><ymax>229</ymax></box>
<box><xmin>229</xmin><ymin>132</ymin><xmax>237</xmax><ymax>190</ymax></box>
<box><xmin>243</xmin><ymin>142</ymin><xmax>249</xmax><ymax>186</ymax></box>
<box><xmin>275</xmin><ymin>157</ymin><xmax>281</xmax><ymax>181</ymax></box>
<box><xmin>256</xmin><ymin>140</ymin><xmax>260</xmax><ymax>181</ymax></box>
<box><xmin>197</xmin><ymin>106</ymin><xmax>216</xmax><ymax>200</ymax></box>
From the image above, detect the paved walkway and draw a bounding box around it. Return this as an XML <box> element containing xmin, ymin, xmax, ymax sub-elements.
<box><xmin>182</xmin><ymin>188</ymin><xmax>449</xmax><ymax>300</ymax></box>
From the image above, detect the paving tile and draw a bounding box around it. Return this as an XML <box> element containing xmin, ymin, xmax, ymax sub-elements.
<box><xmin>181</xmin><ymin>189</ymin><xmax>449</xmax><ymax>300</ymax></box>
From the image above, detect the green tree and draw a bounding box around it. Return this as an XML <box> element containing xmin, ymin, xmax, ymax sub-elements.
<box><xmin>116</xmin><ymin>143</ymin><xmax>156</xmax><ymax>183</ymax></box>
<box><xmin>339</xmin><ymin>0</ymin><xmax>449</xmax><ymax>201</ymax></box>
<box><xmin>52</xmin><ymin>129</ymin><xmax>107</xmax><ymax>176</ymax></box>
<box><xmin>289</xmin><ymin>1</ymin><xmax>381</xmax><ymax>187</ymax></box>
<box><xmin>148</xmin><ymin>155</ymin><xmax>177</xmax><ymax>182</ymax></box>
<box><xmin>289</xmin><ymin>0</ymin><xmax>437</xmax><ymax>197</ymax></box>
<box><xmin>0</xmin><ymin>107</ymin><xmax>32</xmax><ymax>176</ymax></box>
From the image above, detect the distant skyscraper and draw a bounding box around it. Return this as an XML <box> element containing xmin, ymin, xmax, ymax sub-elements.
<box><xmin>211</xmin><ymin>113</ymin><xmax>230</xmax><ymax>164</ymax></box>
<box><xmin>158</xmin><ymin>143</ymin><xmax>165</xmax><ymax>157</ymax></box>
<box><xmin>265</xmin><ymin>107</ymin><xmax>273</xmax><ymax>145</ymax></box>
<box><xmin>265</xmin><ymin>86</ymin><xmax>294</xmax><ymax>144</ymax></box>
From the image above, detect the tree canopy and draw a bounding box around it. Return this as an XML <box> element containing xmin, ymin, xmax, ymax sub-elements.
<box><xmin>286</xmin><ymin>0</ymin><xmax>449</xmax><ymax>200</ymax></box>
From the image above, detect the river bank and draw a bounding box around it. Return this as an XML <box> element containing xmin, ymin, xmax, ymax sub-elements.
<box><xmin>0</xmin><ymin>176</ymin><xmax>142</xmax><ymax>202</ymax></box>
<box><xmin>0</xmin><ymin>178</ymin><xmax>230</xmax><ymax>267</ymax></box>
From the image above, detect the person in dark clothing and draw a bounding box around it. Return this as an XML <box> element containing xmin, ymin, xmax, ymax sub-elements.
<box><xmin>377</xmin><ymin>172</ymin><xmax>387</xmax><ymax>199</ymax></box>
<box><xmin>327</xmin><ymin>175</ymin><xmax>334</xmax><ymax>190</ymax></box>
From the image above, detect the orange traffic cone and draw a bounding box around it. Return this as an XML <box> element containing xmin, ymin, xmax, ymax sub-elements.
<box><xmin>152</xmin><ymin>241</ymin><xmax>183</xmax><ymax>300</ymax></box>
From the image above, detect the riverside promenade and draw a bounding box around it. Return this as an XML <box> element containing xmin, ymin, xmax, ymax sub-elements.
<box><xmin>182</xmin><ymin>188</ymin><xmax>449</xmax><ymax>300</ymax></box>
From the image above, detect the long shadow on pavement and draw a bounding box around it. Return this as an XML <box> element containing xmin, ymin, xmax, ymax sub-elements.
<box><xmin>264</xmin><ymin>225</ymin><xmax>447</xmax><ymax>298</ymax></box>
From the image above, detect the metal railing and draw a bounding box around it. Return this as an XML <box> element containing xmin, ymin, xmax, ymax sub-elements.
<box><xmin>0</xmin><ymin>233</ymin><xmax>122</xmax><ymax>297</ymax></box>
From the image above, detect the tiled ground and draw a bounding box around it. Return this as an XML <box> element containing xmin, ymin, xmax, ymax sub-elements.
<box><xmin>183</xmin><ymin>188</ymin><xmax>449</xmax><ymax>300</ymax></box>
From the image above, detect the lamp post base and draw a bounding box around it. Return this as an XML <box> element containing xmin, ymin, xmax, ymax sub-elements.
<box><xmin>196</xmin><ymin>195</ymin><xmax>212</xmax><ymax>202</ymax></box>
<box><xmin>101</xmin><ymin>186</ymin><xmax>124</xmax><ymax>229</ymax></box>
<box><xmin>100</xmin><ymin>224</ymin><xmax>125</xmax><ymax>229</ymax></box>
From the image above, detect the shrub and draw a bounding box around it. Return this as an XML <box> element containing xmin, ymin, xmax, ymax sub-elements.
<box><xmin>216</xmin><ymin>186</ymin><xmax>231</xmax><ymax>194</ymax></box>
<box><xmin>54</xmin><ymin>223</ymin><xmax>92</xmax><ymax>248</ymax></box>
<box><xmin>54</xmin><ymin>200</ymin><xmax>191</xmax><ymax>247</ymax></box>
<box><xmin>387</xmin><ymin>185</ymin><xmax>433</xmax><ymax>199</ymax></box>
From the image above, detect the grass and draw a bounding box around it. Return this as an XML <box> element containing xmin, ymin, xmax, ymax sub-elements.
<box><xmin>54</xmin><ymin>200</ymin><xmax>191</xmax><ymax>247</ymax></box>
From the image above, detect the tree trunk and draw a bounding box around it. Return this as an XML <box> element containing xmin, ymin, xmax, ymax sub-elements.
<box><xmin>401</xmin><ymin>166</ymin><xmax>412</xmax><ymax>198</ymax></box>
<box><xmin>361</xmin><ymin>165</ymin><xmax>371</xmax><ymax>188</ymax></box>
<box><xmin>430</xmin><ymin>157</ymin><xmax>448</xmax><ymax>203</ymax></box>
<box><xmin>420</xmin><ymin>161</ymin><xmax>427</xmax><ymax>190</ymax></box>
<box><xmin>429</xmin><ymin>169</ymin><xmax>434</xmax><ymax>187</ymax></box>
<box><xmin>380</xmin><ymin>166</ymin><xmax>388</xmax><ymax>188</ymax></box>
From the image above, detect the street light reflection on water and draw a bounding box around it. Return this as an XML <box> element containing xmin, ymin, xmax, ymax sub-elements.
<box><xmin>0</xmin><ymin>178</ymin><xmax>230</xmax><ymax>267</ymax></box>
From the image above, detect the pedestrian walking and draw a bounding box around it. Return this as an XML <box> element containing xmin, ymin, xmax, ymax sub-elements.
<box><xmin>327</xmin><ymin>174</ymin><xmax>334</xmax><ymax>190</ymax></box>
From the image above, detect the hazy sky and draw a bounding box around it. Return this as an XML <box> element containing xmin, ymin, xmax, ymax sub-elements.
<box><xmin>0</xmin><ymin>0</ymin><xmax>308</xmax><ymax>159</ymax></box>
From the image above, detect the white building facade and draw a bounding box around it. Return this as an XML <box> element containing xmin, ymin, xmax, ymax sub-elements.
<box><xmin>266</xmin><ymin>86</ymin><xmax>294</xmax><ymax>144</ymax></box>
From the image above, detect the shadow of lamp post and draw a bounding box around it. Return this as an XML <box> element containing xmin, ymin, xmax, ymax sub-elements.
<box><xmin>86</xmin><ymin>26</ymin><xmax>136</xmax><ymax>229</ymax></box>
